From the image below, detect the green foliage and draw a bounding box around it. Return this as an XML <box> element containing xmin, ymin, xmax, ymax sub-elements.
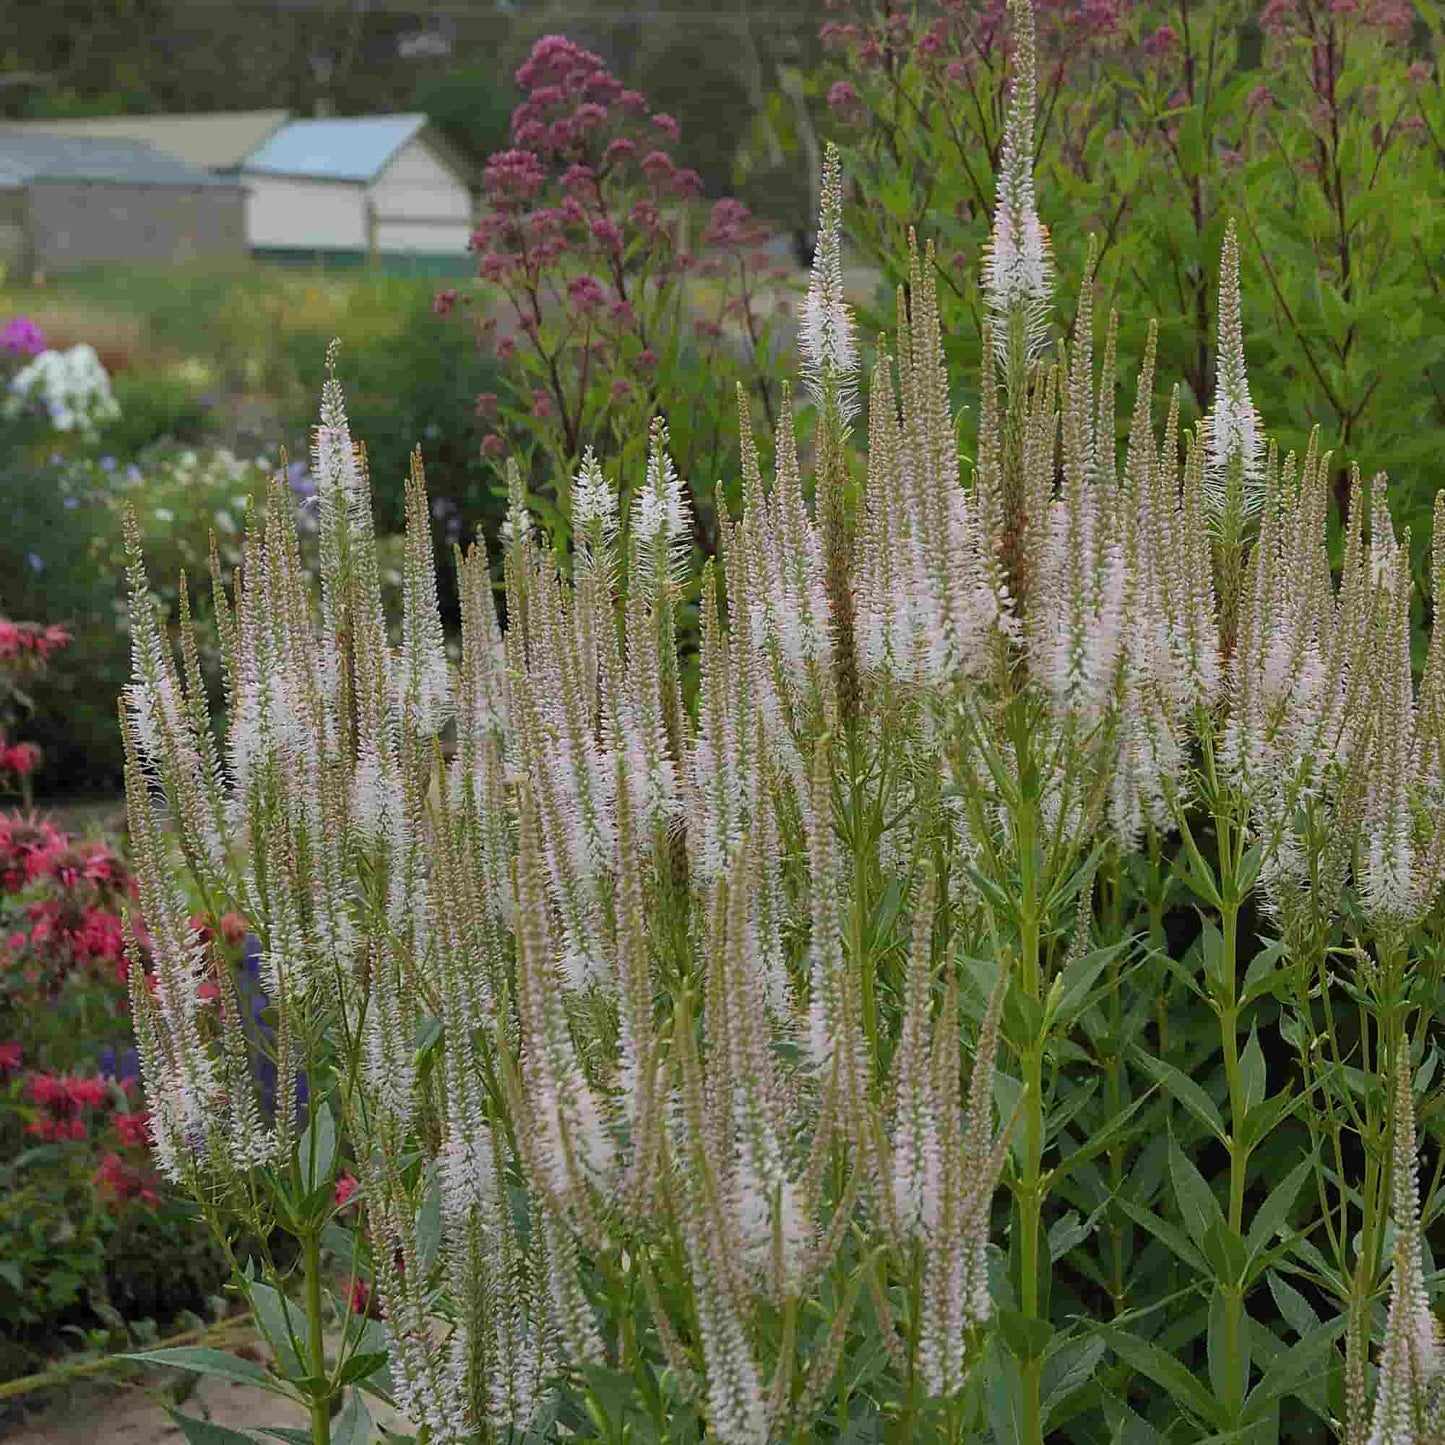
<box><xmin>0</xmin><ymin>1143</ymin><xmax>108</xmax><ymax>1336</ymax></box>
<box><xmin>816</xmin><ymin>0</ymin><xmax>1445</xmax><ymax>547</ymax></box>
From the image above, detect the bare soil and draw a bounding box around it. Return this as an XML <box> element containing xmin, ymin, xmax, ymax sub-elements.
<box><xmin>0</xmin><ymin>1327</ymin><xmax>415</xmax><ymax>1443</ymax></box>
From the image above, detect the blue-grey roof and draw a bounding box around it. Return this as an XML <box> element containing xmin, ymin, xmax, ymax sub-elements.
<box><xmin>0</xmin><ymin>134</ymin><xmax>238</xmax><ymax>188</ymax></box>
<box><xmin>241</xmin><ymin>115</ymin><xmax>429</xmax><ymax>182</ymax></box>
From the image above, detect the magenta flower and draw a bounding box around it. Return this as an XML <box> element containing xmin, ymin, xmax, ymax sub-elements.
<box><xmin>828</xmin><ymin>81</ymin><xmax>864</xmax><ymax>123</ymax></box>
<box><xmin>1144</xmin><ymin>25</ymin><xmax>1178</xmax><ymax>56</ymax></box>
<box><xmin>650</xmin><ymin>112</ymin><xmax>681</xmax><ymax>143</ymax></box>
<box><xmin>1</xmin><ymin>317</ymin><xmax>45</xmax><ymax>357</ymax></box>
<box><xmin>566</xmin><ymin>276</ymin><xmax>606</xmax><ymax>315</ymax></box>
<box><xmin>590</xmin><ymin>216</ymin><xmax>624</xmax><ymax>249</ymax></box>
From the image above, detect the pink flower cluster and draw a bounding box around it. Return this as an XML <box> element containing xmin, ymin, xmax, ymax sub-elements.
<box><xmin>470</xmin><ymin>33</ymin><xmax>704</xmax><ymax>295</ymax></box>
<box><xmin>27</xmin><ymin>1070</ymin><xmax>111</xmax><ymax>1140</ymax></box>
<box><xmin>0</xmin><ymin>741</ymin><xmax>40</xmax><ymax>779</ymax></box>
<box><xmin>0</xmin><ymin>316</ymin><xmax>45</xmax><ymax>358</ymax></box>
<box><xmin>1260</xmin><ymin>0</ymin><xmax>1414</xmax><ymax>38</ymax></box>
<box><xmin>95</xmin><ymin>1150</ymin><xmax>159</xmax><ymax>1206</ymax></box>
<box><xmin>822</xmin><ymin>0</ymin><xmax>1127</xmax><ymax>84</ymax></box>
<box><xmin>0</xmin><ymin>620</ymin><xmax>70</xmax><ymax>662</ymax></box>
<box><xmin>0</xmin><ymin>817</ymin><xmax>138</xmax><ymax>982</ymax></box>
<box><xmin>467</xmin><ymin>33</ymin><xmax>782</xmax><ymax>464</ymax></box>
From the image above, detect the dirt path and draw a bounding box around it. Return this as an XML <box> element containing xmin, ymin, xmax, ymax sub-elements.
<box><xmin>1</xmin><ymin>1328</ymin><xmax>415</xmax><ymax>1443</ymax></box>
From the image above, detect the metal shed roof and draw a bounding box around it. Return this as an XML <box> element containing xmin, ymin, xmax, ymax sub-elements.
<box><xmin>241</xmin><ymin>115</ymin><xmax>431</xmax><ymax>183</ymax></box>
<box><xmin>0</xmin><ymin>135</ymin><xmax>241</xmax><ymax>188</ymax></box>
<box><xmin>0</xmin><ymin>112</ymin><xmax>288</xmax><ymax>171</ymax></box>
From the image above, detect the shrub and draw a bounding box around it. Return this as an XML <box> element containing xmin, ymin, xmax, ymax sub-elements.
<box><xmin>0</xmin><ymin>817</ymin><xmax>228</xmax><ymax>1364</ymax></box>
<box><xmin>117</xmin><ymin>5</ymin><xmax>1444</xmax><ymax>1443</ymax></box>
<box><xmin>462</xmin><ymin>32</ymin><xmax>796</xmax><ymax>551</ymax></box>
<box><xmin>816</xmin><ymin>0</ymin><xmax>1445</xmax><ymax>544</ymax></box>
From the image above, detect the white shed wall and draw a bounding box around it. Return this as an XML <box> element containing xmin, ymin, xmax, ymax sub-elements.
<box><xmin>245</xmin><ymin>175</ymin><xmax>367</xmax><ymax>249</ymax></box>
<box><xmin>367</xmin><ymin>136</ymin><xmax>473</xmax><ymax>254</ymax></box>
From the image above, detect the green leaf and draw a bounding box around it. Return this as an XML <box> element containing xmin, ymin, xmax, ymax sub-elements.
<box><xmin>1048</xmin><ymin>1210</ymin><xmax>1094</xmax><ymax>1263</ymax></box>
<box><xmin>1041</xmin><ymin>1333</ymin><xmax>1107</xmax><ymax>1427</ymax></box>
<box><xmin>1105</xmin><ymin>1327</ymin><xmax>1226</xmax><ymax>1428</ymax></box>
<box><xmin>1206</xmin><ymin>1286</ymin><xmax>1249</xmax><ymax>1413</ymax></box>
<box><xmin>1201</xmin><ymin>1218</ymin><xmax>1248</xmax><ymax>1289</ymax></box>
<box><xmin>300</xmin><ymin>1101</ymin><xmax>336</xmax><ymax>1195</ymax></box>
<box><xmin>416</xmin><ymin>1173</ymin><xmax>443</xmax><ymax>1279</ymax></box>
<box><xmin>1246</xmin><ymin>1156</ymin><xmax>1314</xmax><ymax>1269</ymax></box>
<box><xmin>1114</xmin><ymin>1195</ymin><xmax>1209</xmax><ymax>1274</ymax></box>
<box><xmin>1241</xmin><ymin>1318</ymin><xmax>1345</xmax><ymax>1421</ymax></box>
<box><xmin>337</xmin><ymin>1351</ymin><xmax>389</xmax><ymax>1388</ymax></box>
<box><xmin>1240</xmin><ymin>941</ymin><xmax>1287</xmax><ymax>1007</ymax></box>
<box><xmin>996</xmin><ymin>1307</ymin><xmax>1054</xmax><ymax>1364</ymax></box>
<box><xmin>1051</xmin><ymin>942</ymin><xmax>1128</xmax><ymax>1032</ymax></box>
<box><xmin>1239</xmin><ymin>1026</ymin><xmax>1267</xmax><ymax>1116</ymax></box>
<box><xmin>1133</xmin><ymin>1049</ymin><xmax>1226</xmax><ymax>1142</ymax></box>
<box><xmin>1054</xmin><ymin>1087</ymin><xmax>1158</xmax><ymax>1176</ymax></box>
<box><xmin>334</xmin><ymin>1388</ymin><xmax>373</xmax><ymax>1445</ymax></box>
<box><xmin>164</xmin><ymin>1408</ymin><xmax>259</xmax><ymax>1444</ymax></box>
<box><xmin>524</xmin><ymin>1392</ymin><xmax>564</xmax><ymax>1444</ymax></box>
<box><xmin>258</xmin><ymin>1432</ymin><xmax>313</xmax><ymax>1444</ymax></box>
<box><xmin>1238</xmin><ymin>1088</ymin><xmax>1304</xmax><ymax>1155</ymax></box>
<box><xmin>0</xmin><ymin>1261</ymin><xmax>22</xmax><ymax>1292</ymax></box>
<box><xmin>1169</xmin><ymin>1131</ymin><xmax>1225</xmax><ymax>1249</ymax></box>
<box><xmin>1268</xmin><ymin>1272</ymin><xmax>1321</xmax><ymax>1342</ymax></box>
<box><xmin>118</xmin><ymin>1347</ymin><xmax>292</xmax><ymax>1398</ymax></box>
<box><xmin>247</xmin><ymin>1280</ymin><xmax>307</xmax><ymax>1380</ymax></box>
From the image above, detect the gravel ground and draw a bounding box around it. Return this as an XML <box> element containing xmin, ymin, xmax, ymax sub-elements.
<box><xmin>0</xmin><ymin>1328</ymin><xmax>414</xmax><ymax>1443</ymax></box>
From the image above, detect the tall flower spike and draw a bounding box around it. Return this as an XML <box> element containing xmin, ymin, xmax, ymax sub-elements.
<box><xmin>1366</xmin><ymin>1052</ymin><xmax>1443</xmax><ymax>1444</ymax></box>
<box><xmin>798</xmin><ymin>140</ymin><xmax>858</xmax><ymax>429</ymax></box>
<box><xmin>982</xmin><ymin>0</ymin><xmax>1053</xmax><ymax>368</ymax></box>
<box><xmin>1203</xmin><ymin>221</ymin><xmax>1264</xmax><ymax>530</ymax></box>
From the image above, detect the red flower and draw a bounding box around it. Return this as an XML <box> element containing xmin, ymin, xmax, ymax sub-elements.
<box><xmin>95</xmin><ymin>1152</ymin><xmax>159</xmax><ymax>1208</ymax></box>
<box><xmin>114</xmin><ymin>1110</ymin><xmax>151</xmax><ymax>1148</ymax></box>
<box><xmin>3</xmin><ymin>743</ymin><xmax>41</xmax><ymax>777</ymax></box>
<box><xmin>219</xmin><ymin>912</ymin><xmax>248</xmax><ymax>946</ymax></box>
<box><xmin>335</xmin><ymin>1172</ymin><xmax>360</xmax><ymax>1209</ymax></box>
<box><xmin>0</xmin><ymin>1041</ymin><xmax>20</xmax><ymax>1073</ymax></box>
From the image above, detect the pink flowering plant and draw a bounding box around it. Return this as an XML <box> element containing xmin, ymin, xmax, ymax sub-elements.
<box><xmin>0</xmin><ymin>815</ymin><xmax>229</xmax><ymax>1345</ymax></box>
<box><xmin>461</xmin><ymin>34</ymin><xmax>796</xmax><ymax>550</ymax></box>
<box><xmin>815</xmin><ymin>0</ymin><xmax>1445</xmax><ymax>534</ymax></box>
<box><xmin>0</xmin><ymin>618</ymin><xmax>70</xmax><ymax>807</ymax></box>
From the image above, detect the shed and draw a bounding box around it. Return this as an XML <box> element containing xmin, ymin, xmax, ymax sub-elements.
<box><xmin>0</xmin><ymin>135</ymin><xmax>246</xmax><ymax>277</ymax></box>
<box><xmin>239</xmin><ymin>115</ymin><xmax>476</xmax><ymax>259</ymax></box>
<box><xmin>0</xmin><ymin>112</ymin><xmax>289</xmax><ymax>173</ymax></box>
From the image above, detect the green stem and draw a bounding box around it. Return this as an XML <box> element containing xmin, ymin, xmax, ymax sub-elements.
<box><xmin>302</xmin><ymin>1230</ymin><xmax>331</xmax><ymax>1445</ymax></box>
<box><xmin>1016</xmin><ymin>794</ymin><xmax>1047</xmax><ymax>1445</ymax></box>
<box><xmin>1215</xmin><ymin>797</ymin><xmax>1247</xmax><ymax>1417</ymax></box>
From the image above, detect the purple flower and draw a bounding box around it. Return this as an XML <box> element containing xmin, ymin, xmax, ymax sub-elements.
<box><xmin>650</xmin><ymin>112</ymin><xmax>680</xmax><ymax>143</ymax></box>
<box><xmin>1</xmin><ymin>317</ymin><xmax>45</xmax><ymax>357</ymax></box>
<box><xmin>828</xmin><ymin>80</ymin><xmax>864</xmax><ymax>122</ymax></box>
<box><xmin>287</xmin><ymin>460</ymin><xmax>316</xmax><ymax>498</ymax></box>
<box><xmin>591</xmin><ymin>216</ymin><xmax>624</xmax><ymax>248</ymax></box>
<box><xmin>1144</xmin><ymin>25</ymin><xmax>1178</xmax><ymax>56</ymax></box>
<box><xmin>566</xmin><ymin>275</ymin><xmax>606</xmax><ymax>314</ymax></box>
